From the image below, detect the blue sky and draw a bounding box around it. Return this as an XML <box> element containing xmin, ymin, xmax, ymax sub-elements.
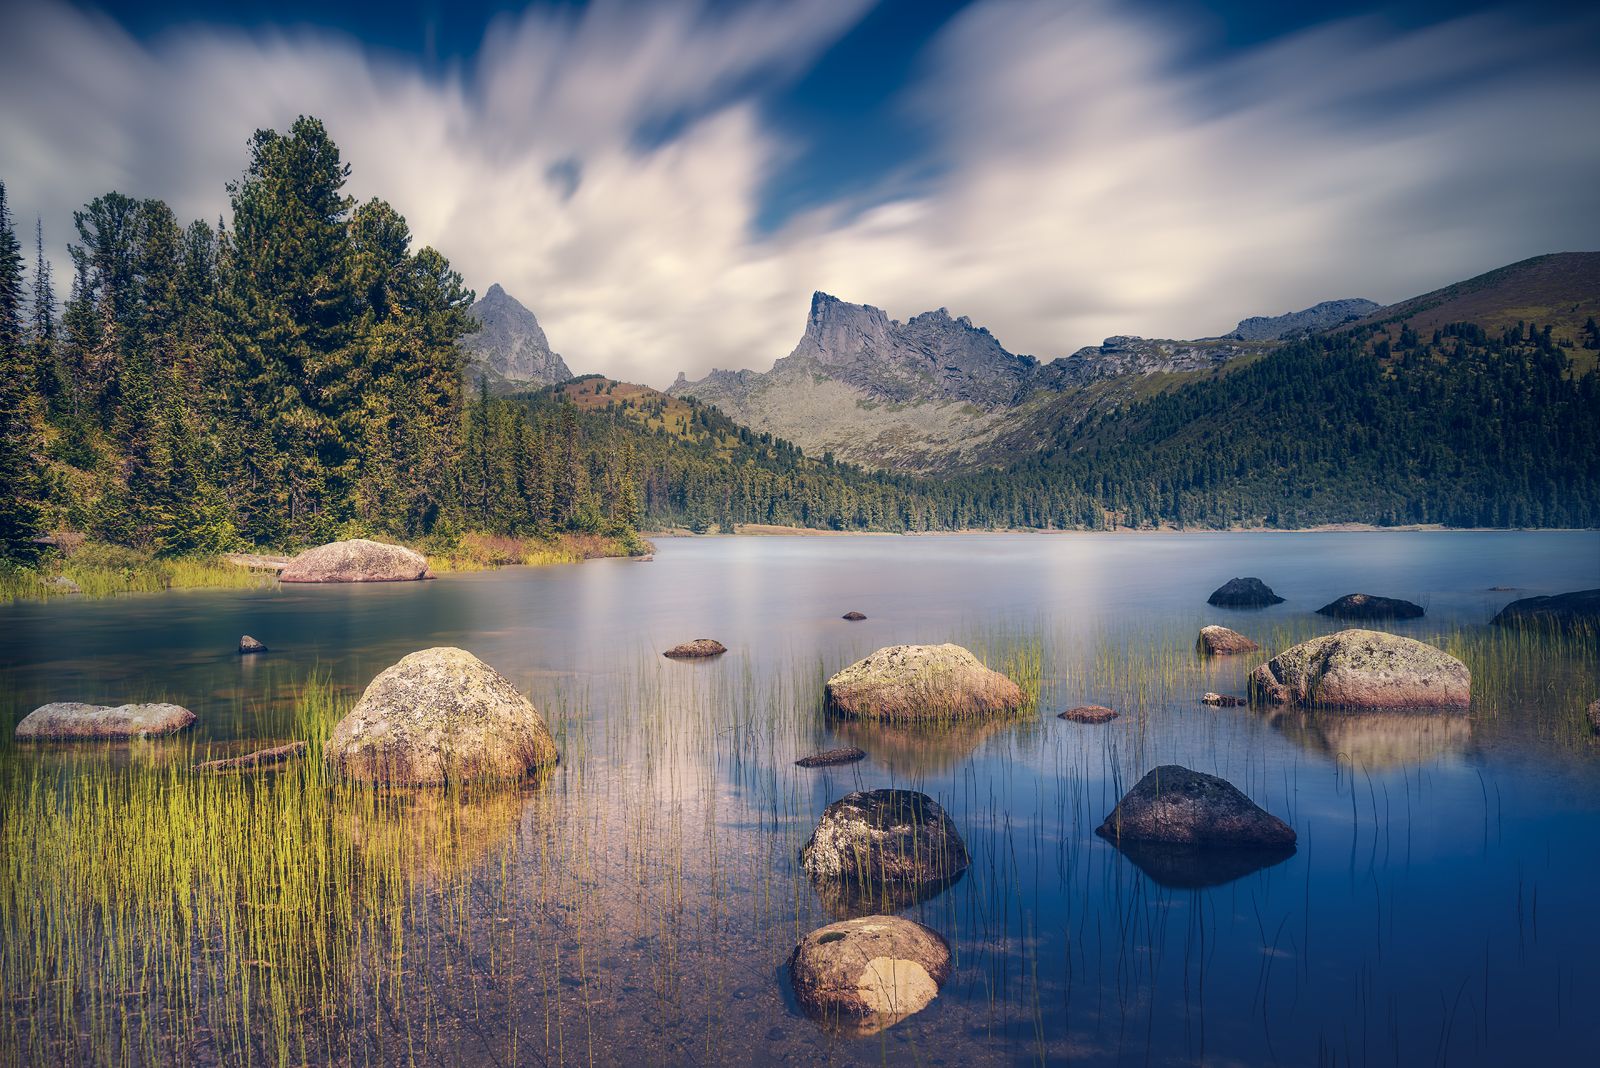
<box><xmin>3</xmin><ymin>0</ymin><xmax>1597</xmax><ymax>384</ymax></box>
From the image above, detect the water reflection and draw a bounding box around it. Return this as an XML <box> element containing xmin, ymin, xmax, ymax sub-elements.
<box><xmin>833</xmin><ymin>717</ymin><xmax>1011</xmax><ymax>777</ymax></box>
<box><xmin>341</xmin><ymin>775</ymin><xmax>550</xmax><ymax>880</ymax></box>
<box><xmin>1264</xmin><ymin>708</ymin><xmax>1473</xmax><ymax>768</ymax></box>
<box><xmin>1107</xmin><ymin>839</ymin><xmax>1297</xmax><ymax>889</ymax></box>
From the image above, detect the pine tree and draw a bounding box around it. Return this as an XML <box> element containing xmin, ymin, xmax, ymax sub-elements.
<box><xmin>0</xmin><ymin>182</ymin><xmax>44</xmax><ymax>559</ymax></box>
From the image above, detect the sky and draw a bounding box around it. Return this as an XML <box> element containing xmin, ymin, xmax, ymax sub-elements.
<box><xmin>2</xmin><ymin>0</ymin><xmax>1598</xmax><ymax>387</ymax></box>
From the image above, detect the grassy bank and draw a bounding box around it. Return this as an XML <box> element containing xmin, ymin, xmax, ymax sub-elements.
<box><xmin>426</xmin><ymin>531</ymin><xmax>652</xmax><ymax>572</ymax></box>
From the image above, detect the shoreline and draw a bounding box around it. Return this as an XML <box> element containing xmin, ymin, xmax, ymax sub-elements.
<box><xmin>642</xmin><ymin>523</ymin><xmax>1598</xmax><ymax>538</ymax></box>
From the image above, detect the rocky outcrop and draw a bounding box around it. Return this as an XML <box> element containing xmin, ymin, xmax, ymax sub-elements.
<box><xmin>1059</xmin><ymin>705</ymin><xmax>1118</xmax><ymax>723</ymax></box>
<box><xmin>238</xmin><ymin>635</ymin><xmax>268</xmax><ymax>655</ymax></box>
<box><xmin>662</xmin><ymin>638</ymin><xmax>727</xmax><ymax>659</ymax></box>
<box><xmin>1316</xmin><ymin>593</ymin><xmax>1425</xmax><ymax>620</ymax></box>
<box><xmin>1490</xmin><ymin>589</ymin><xmax>1600</xmax><ymax>632</ymax></box>
<box><xmin>824</xmin><ymin>643</ymin><xmax>1024</xmax><ymax>721</ymax></box>
<box><xmin>1096</xmin><ymin>765</ymin><xmax>1296</xmax><ymax>848</ymax></box>
<box><xmin>842</xmin><ymin>611</ymin><xmax>867</xmax><ymax>621</ymax></box>
<box><xmin>460</xmin><ymin>283</ymin><xmax>573</xmax><ymax>392</ymax></box>
<box><xmin>787</xmin><ymin>915</ymin><xmax>952</xmax><ymax>1035</ymax></box>
<box><xmin>279</xmin><ymin>539</ymin><xmax>429</xmax><ymax>583</ymax></box>
<box><xmin>801</xmin><ymin>789</ymin><xmax>969</xmax><ymax>910</ymax></box>
<box><xmin>1220</xmin><ymin>298</ymin><xmax>1379</xmax><ymax>341</ymax></box>
<box><xmin>193</xmin><ymin>741</ymin><xmax>306</xmax><ymax>773</ymax></box>
<box><xmin>1588</xmin><ymin>699</ymin><xmax>1600</xmax><ymax>734</ymax></box>
<box><xmin>1248</xmin><ymin>629</ymin><xmax>1470</xmax><ymax>710</ymax></box>
<box><xmin>1196</xmin><ymin>625</ymin><xmax>1259</xmax><ymax>655</ymax></box>
<box><xmin>16</xmin><ymin>702</ymin><xmax>196</xmax><ymax>740</ymax></box>
<box><xmin>1207</xmin><ymin>577</ymin><xmax>1284</xmax><ymax>607</ymax></box>
<box><xmin>795</xmin><ymin>746</ymin><xmax>867</xmax><ymax>768</ymax></box>
<box><xmin>1202</xmin><ymin>693</ymin><xmax>1244</xmax><ymax>707</ymax></box>
<box><xmin>323</xmin><ymin>647</ymin><xmax>558</xmax><ymax>785</ymax></box>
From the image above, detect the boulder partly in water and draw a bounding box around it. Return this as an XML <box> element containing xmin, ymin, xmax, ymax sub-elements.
<box><xmin>1248</xmin><ymin>629</ymin><xmax>1470</xmax><ymax>711</ymax></box>
<box><xmin>238</xmin><ymin>634</ymin><xmax>268</xmax><ymax>655</ymax></box>
<box><xmin>663</xmin><ymin>639</ymin><xmax>727</xmax><ymax>659</ymax></box>
<box><xmin>323</xmin><ymin>647</ymin><xmax>558</xmax><ymax>785</ymax></box>
<box><xmin>16</xmin><ymin>701</ymin><xmax>196</xmax><ymax>740</ymax></box>
<box><xmin>787</xmin><ymin>915</ymin><xmax>952</xmax><ymax>1036</ymax></box>
<box><xmin>824</xmin><ymin>643</ymin><xmax>1024</xmax><ymax>722</ymax></box>
<box><xmin>1490</xmin><ymin>589</ymin><xmax>1600</xmax><ymax>633</ymax></box>
<box><xmin>1206</xmin><ymin>577</ymin><xmax>1284</xmax><ymax>608</ymax></box>
<box><xmin>1316</xmin><ymin>593</ymin><xmax>1425</xmax><ymax>620</ymax></box>
<box><xmin>795</xmin><ymin>746</ymin><xmax>867</xmax><ymax>768</ymax></box>
<box><xmin>1059</xmin><ymin>705</ymin><xmax>1118</xmax><ymax>723</ymax></box>
<box><xmin>842</xmin><ymin>611</ymin><xmax>867</xmax><ymax>621</ymax></box>
<box><xmin>801</xmin><ymin>789</ymin><xmax>969</xmax><ymax>907</ymax></box>
<box><xmin>1196</xmin><ymin>625</ymin><xmax>1259</xmax><ymax>656</ymax></box>
<box><xmin>1096</xmin><ymin>765</ymin><xmax>1296</xmax><ymax>848</ymax></box>
<box><xmin>279</xmin><ymin>539</ymin><xmax>430</xmax><ymax>583</ymax></box>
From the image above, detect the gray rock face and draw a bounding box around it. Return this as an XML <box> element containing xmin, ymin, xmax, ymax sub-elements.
<box><xmin>279</xmin><ymin>539</ymin><xmax>429</xmax><ymax>583</ymax></box>
<box><xmin>461</xmin><ymin>284</ymin><xmax>574</xmax><ymax>392</ymax></box>
<box><xmin>1248</xmin><ymin>629</ymin><xmax>1470</xmax><ymax>710</ymax></box>
<box><xmin>787</xmin><ymin>915</ymin><xmax>952</xmax><ymax>1035</ymax></box>
<box><xmin>1096</xmin><ymin>765</ymin><xmax>1296</xmax><ymax>847</ymax></box>
<box><xmin>1034</xmin><ymin>335</ymin><xmax>1257</xmax><ymax>391</ymax></box>
<box><xmin>1316</xmin><ymin>593</ymin><xmax>1425</xmax><ymax>620</ymax></box>
<box><xmin>323</xmin><ymin>647</ymin><xmax>559</xmax><ymax>785</ymax></box>
<box><xmin>1490</xmin><ymin>589</ymin><xmax>1600</xmax><ymax>632</ymax></box>
<box><xmin>16</xmin><ymin>702</ymin><xmax>196</xmax><ymax>740</ymax></box>
<box><xmin>824</xmin><ymin>643</ymin><xmax>1025</xmax><ymax>722</ymax></box>
<box><xmin>1221</xmin><ymin>298</ymin><xmax>1380</xmax><ymax>341</ymax></box>
<box><xmin>801</xmin><ymin>789</ymin><xmax>969</xmax><ymax>911</ymax></box>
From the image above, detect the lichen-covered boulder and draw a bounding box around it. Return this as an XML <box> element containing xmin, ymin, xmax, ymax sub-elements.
<box><xmin>1316</xmin><ymin>593</ymin><xmax>1425</xmax><ymax>620</ymax></box>
<box><xmin>1490</xmin><ymin>589</ymin><xmax>1600</xmax><ymax>632</ymax></box>
<box><xmin>15</xmin><ymin>701</ymin><xmax>196</xmax><ymax>740</ymax></box>
<box><xmin>279</xmin><ymin>539</ymin><xmax>429</xmax><ymax>583</ymax></box>
<box><xmin>1096</xmin><ymin>765</ymin><xmax>1295</xmax><ymax>848</ymax></box>
<box><xmin>825</xmin><ymin>643</ymin><xmax>1024</xmax><ymax>722</ymax></box>
<box><xmin>324</xmin><ymin>647</ymin><xmax>558</xmax><ymax>785</ymax></box>
<box><xmin>787</xmin><ymin>915</ymin><xmax>952</xmax><ymax>1036</ymax></box>
<box><xmin>1206</xmin><ymin>577</ymin><xmax>1284</xmax><ymax>607</ymax></box>
<box><xmin>801</xmin><ymin>789</ymin><xmax>969</xmax><ymax>905</ymax></box>
<box><xmin>1196</xmin><ymin>625</ymin><xmax>1259</xmax><ymax>656</ymax></box>
<box><xmin>662</xmin><ymin>638</ymin><xmax>727</xmax><ymax>659</ymax></box>
<box><xmin>1248</xmin><ymin>629</ymin><xmax>1469</xmax><ymax>710</ymax></box>
<box><xmin>1201</xmin><ymin>692</ymin><xmax>1244</xmax><ymax>707</ymax></box>
<box><xmin>1059</xmin><ymin>705</ymin><xmax>1118</xmax><ymax>723</ymax></box>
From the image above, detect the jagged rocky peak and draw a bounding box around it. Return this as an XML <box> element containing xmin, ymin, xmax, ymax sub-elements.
<box><xmin>460</xmin><ymin>283</ymin><xmax>574</xmax><ymax>392</ymax></box>
<box><xmin>1223</xmin><ymin>298</ymin><xmax>1380</xmax><ymax>341</ymax></box>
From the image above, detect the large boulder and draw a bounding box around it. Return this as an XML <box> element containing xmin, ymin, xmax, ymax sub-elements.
<box><xmin>801</xmin><ymin>789</ymin><xmax>969</xmax><ymax>914</ymax></box>
<box><xmin>824</xmin><ymin>643</ymin><xmax>1024</xmax><ymax>722</ymax></box>
<box><xmin>279</xmin><ymin>539</ymin><xmax>429</xmax><ymax>583</ymax></box>
<box><xmin>662</xmin><ymin>638</ymin><xmax>727</xmax><ymax>659</ymax></box>
<box><xmin>787</xmin><ymin>915</ymin><xmax>952</xmax><ymax>1036</ymax></box>
<box><xmin>16</xmin><ymin>701</ymin><xmax>196</xmax><ymax>740</ymax></box>
<box><xmin>1207</xmin><ymin>577</ymin><xmax>1284</xmax><ymax>608</ymax></box>
<box><xmin>1248</xmin><ymin>629</ymin><xmax>1470</xmax><ymax>711</ymax></box>
<box><xmin>1490</xmin><ymin>589</ymin><xmax>1600</xmax><ymax>632</ymax></box>
<box><xmin>1196</xmin><ymin>625</ymin><xmax>1259</xmax><ymax>656</ymax></box>
<box><xmin>1316</xmin><ymin>593</ymin><xmax>1424</xmax><ymax>620</ymax></box>
<box><xmin>324</xmin><ymin>647</ymin><xmax>558</xmax><ymax>785</ymax></box>
<box><xmin>1096</xmin><ymin>765</ymin><xmax>1296</xmax><ymax>848</ymax></box>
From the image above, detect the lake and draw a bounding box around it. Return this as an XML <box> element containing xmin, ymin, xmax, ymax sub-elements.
<box><xmin>2</xmin><ymin>531</ymin><xmax>1598</xmax><ymax>1066</ymax></box>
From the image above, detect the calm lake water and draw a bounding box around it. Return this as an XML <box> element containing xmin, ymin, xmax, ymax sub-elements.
<box><xmin>2</xmin><ymin>531</ymin><xmax>1598</xmax><ymax>1066</ymax></box>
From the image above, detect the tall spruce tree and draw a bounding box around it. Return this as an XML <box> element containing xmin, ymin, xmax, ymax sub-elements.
<box><xmin>0</xmin><ymin>182</ymin><xmax>43</xmax><ymax>559</ymax></box>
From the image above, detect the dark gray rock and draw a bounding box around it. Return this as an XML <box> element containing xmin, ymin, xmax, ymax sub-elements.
<box><xmin>194</xmin><ymin>741</ymin><xmax>306</xmax><ymax>773</ymax></box>
<box><xmin>796</xmin><ymin>746</ymin><xmax>867</xmax><ymax>768</ymax></box>
<box><xmin>1207</xmin><ymin>577</ymin><xmax>1285</xmax><ymax>607</ymax></box>
<box><xmin>239</xmin><ymin>635</ymin><xmax>268</xmax><ymax>655</ymax></box>
<box><xmin>842</xmin><ymin>611</ymin><xmax>867</xmax><ymax>621</ymax></box>
<box><xmin>1096</xmin><ymin>765</ymin><xmax>1296</xmax><ymax>847</ymax></box>
<box><xmin>663</xmin><ymin>639</ymin><xmax>727</xmax><ymax>659</ymax></box>
<box><xmin>1201</xmin><ymin>692</ymin><xmax>1245</xmax><ymax>707</ymax></box>
<box><xmin>1059</xmin><ymin>705</ymin><xmax>1118</xmax><ymax>723</ymax></box>
<box><xmin>1316</xmin><ymin>593</ymin><xmax>1424</xmax><ymax>620</ymax></box>
<box><xmin>1219</xmin><ymin>298</ymin><xmax>1380</xmax><ymax>341</ymax></box>
<box><xmin>1490</xmin><ymin>589</ymin><xmax>1600</xmax><ymax>632</ymax></box>
<box><xmin>461</xmin><ymin>284</ymin><xmax>574</xmax><ymax>393</ymax></box>
<box><xmin>801</xmin><ymin>789</ymin><xmax>968</xmax><ymax>915</ymax></box>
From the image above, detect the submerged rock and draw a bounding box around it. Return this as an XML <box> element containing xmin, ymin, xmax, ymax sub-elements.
<box><xmin>1096</xmin><ymin>765</ymin><xmax>1296</xmax><ymax>848</ymax></box>
<box><xmin>1248</xmin><ymin>629</ymin><xmax>1470</xmax><ymax>711</ymax></box>
<box><xmin>238</xmin><ymin>634</ymin><xmax>268</xmax><ymax>655</ymax></box>
<box><xmin>16</xmin><ymin>701</ymin><xmax>196</xmax><ymax>740</ymax></box>
<box><xmin>1206</xmin><ymin>577</ymin><xmax>1284</xmax><ymax>608</ymax></box>
<box><xmin>1201</xmin><ymin>692</ymin><xmax>1244</xmax><ymax>707</ymax></box>
<box><xmin>1059</xmin><ymin>705</ymin><xmax>1118</xmax><ymax>723</ymax></box>
<box><xmin>824</xmin><ymin>643</ymin><xmax>1024</xmax><ymax>722</ymax></box>
<box><xmin>279</xmin><ymin>539</ymin><xmax>429</xmax><ymax>583</ymax></box>
<box><xmin>1490</xmin><ymin>589</ymin><xmax>1600</xmax><ymax>632</ymax></box>
<box><xmin>788</xmin><ymin>915</ymin><xmax>952</xmax><ymax>1036</ymax></box>
<box><xmin>795</xmin><ymin>746</ymin><xmax>867</xmax><ymax>768</ymax></box>
<box><xmin>663</xmin><ymin>638</ymin><xmax>727</xmax><ymax>659</ymax></box>
<box><xmin>842</xmin><ymin>611</ymin><xmax>867</xmax><ymax>621</ymax></box>
<box><xmin>193</xmin><ymin>741</ymin><xmax>306</xmax><ymax>773</ymax></box>
<box><xmin>1196</xmin><ymin>625</ymin><xmax>1259</xmax><ymax>656</ymax></box>
<box><xmin>801</xmin><ymin>789</ymin><xmax>969</xmax><ymax>911</ymax></box>
<box><xmin>1316</xmin><ymin>593</ymin><xmax>1425</xmax><ymax>620</ymax></box>
<box><xmin>323</xmin><ymin>647</ymin><xmax>558</xmax><ymax>785</ymax></box>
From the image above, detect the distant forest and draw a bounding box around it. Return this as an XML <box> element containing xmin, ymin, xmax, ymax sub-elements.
<box><xmin>1</xmin><ymin>116</ymin><xmax>1596</xmax><ymax>567</ymax></box>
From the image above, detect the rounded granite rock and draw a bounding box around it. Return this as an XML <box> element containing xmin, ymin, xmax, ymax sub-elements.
<box><xmin>788</xmin><ymin>915</ymin><xmax>952</xmax><ymax>1035</ymax></box>
<box><xmin>16</xmin><ymin>701</ymin><xmax>196</xmax><ymax>740</ymax></box>
<box><xmin>824</xmin><ymin>643</ymin><xmax>1024</xmax><ymax>722</ymax></box>
<box><xmin>1206</xmin><ymin>577</ymin><xmax>1284</xmax><ymax>608</ymax></box>
<box><xmin>279</xmin><ymin>539</ymin><xmax>429</xmax><ymax>583</ymax></box>
<box><xmin>801</xmin><ymin>788</ymin><xmax>969</xmax><ymax>897</ymax></box>
<box><xmin>1196</xmin><ymin>625</ymin><xmax>1260</xmax><ymax>656</ymax></box>
<box><xmin>1248</xmin><ymin>629</ymin><xmax>1469</xmax><ymax>711</ymax></box>
<box><xmin>663</xmin><ymin>638</ymin><xmax>727</xmax><ymax>659</ymax></box>
<box><xmin>1096</xmin><ymin>765</ymin><xmax>1296</xmax><ymax>848</ymax></box>
<box><xmin>1315</xmin><ymin>593</ymin><xmax>1425</xmax><ymax>620</ymax></box>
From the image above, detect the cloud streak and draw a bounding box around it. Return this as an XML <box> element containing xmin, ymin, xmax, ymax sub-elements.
<box><xmin>2</xmin><ymin>0</ymin><xmax>1597</xmax><ymax>386</ymax></box>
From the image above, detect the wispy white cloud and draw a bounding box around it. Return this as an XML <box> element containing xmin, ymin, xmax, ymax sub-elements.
<box><xmin>2</xmin><ymin>0</ymin><xmax>1597</xmax><ymax>386</ymax></box>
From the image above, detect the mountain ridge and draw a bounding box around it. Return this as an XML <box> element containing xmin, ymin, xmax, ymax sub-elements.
<box><xmin>461</xmin><ymin>283</ymin><xmax>574</xmax><ymax>392</ymax></box>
